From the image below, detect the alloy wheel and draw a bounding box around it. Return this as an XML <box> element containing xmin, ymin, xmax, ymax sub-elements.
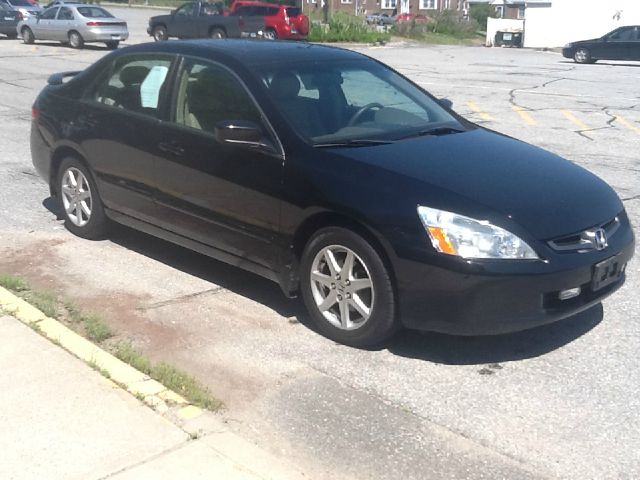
<box><xmin>61</xmin><ymin>167</ymin><xmax>92</xmax><ymax>227</ymax></box>
<box><xmin>310</xmin><ymin>245</ymin><xmax>374</xmax><ymax>331</ymax></box>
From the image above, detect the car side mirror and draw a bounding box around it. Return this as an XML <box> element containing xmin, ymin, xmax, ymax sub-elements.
<box><xmin>215</xmin><ymin>120</ymin><xmax>278</xmax><ymax>154</ymax></box>
<box><xmin>439</xmin><ymin>98</ymin><xmax>453</xmax><ymax>109</ymax></box>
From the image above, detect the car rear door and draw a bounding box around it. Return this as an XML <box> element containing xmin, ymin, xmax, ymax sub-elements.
<box><xmin>78</xmin><ymin>54</ymin><xmax>176</xmax><ymax>223</ymax></box>
<box><xmin>150</xmin><ymin>57</ymin><xmax>284</xmax><ymax>272</ymax></box>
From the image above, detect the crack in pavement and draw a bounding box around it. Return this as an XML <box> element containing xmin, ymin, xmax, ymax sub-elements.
<box><xmin>622</xmin><ymin>194</ymin><xmax>640</xmax><ymax>202</ymax></box>
<box><xmin>139</xmin><ymin>287</ymin><xmax>226</xmax><ymax>311</ymax></box>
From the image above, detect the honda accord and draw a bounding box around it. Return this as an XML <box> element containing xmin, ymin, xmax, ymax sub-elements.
<box><xmin>30</xmin><ymin>40</ymin><xmax>635</xmax><ymax>347</ymax></box>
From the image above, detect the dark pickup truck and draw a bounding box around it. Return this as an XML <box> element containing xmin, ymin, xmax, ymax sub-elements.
<box><xmin>147</xmin><ymin>1</ymin><xmax>264</xmax><ymax>41</ymax></box>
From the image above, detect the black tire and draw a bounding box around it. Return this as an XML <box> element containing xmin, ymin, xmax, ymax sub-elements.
<box><xmin>21</xmin><ymin>27</ymin><xmax>34</xmax><ymax>44</ymax></box>
<box><xmin>152</xmin><ymin>25</ymin><xmax>167</xmax><ymax>41</ymax></box>
<box><xmin>57</xmin><ymin>157</ymin><xmax>109</xmax><ymax>240</ymax></box>
<box><xmin>68</xmin><ymin>30</ymin><xmax>84</xmax><ymax>49</ymax></box>
<box><xmin>209</xmin><ymin>27</ymin><xmax>226</xmax><ymax>39</ymax></box>
<box><xmin>264</xmin><ymin>28</ymin><xmax>277</xmax><ymax>40</ymax></box>
<box><xmin>300</xmin><ymin>227</ymin><xmax>397</xmax><ymax>348</ymax></box>
<box><xmin>105</xmin><ymin>40</ymin><xmax>119</xmax><ymax>50</ymax></box>
<box><xmin>574</xmin><ymin>48</ymin><xmax>591</xmax><ymax>64</ymax></box>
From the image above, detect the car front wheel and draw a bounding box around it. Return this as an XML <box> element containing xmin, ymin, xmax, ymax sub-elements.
<box><xmin>152</xmin><ymin>25</ymin><xmax>167</xmax><ymax>41</ymax></box>
<box><xmin>21</xmin><ymin>27</ymin><xmax>34</xmax><ymax>44</ymax></box>
<box><xmin>574</xmin><ymin>48</ymin><xmax>592</xmax><ymax>64</ymax></box>
<box><xmin>57</xmin><ymin>157</ymin><xmax>109</xmax><ymax>239</ymax></box>
<box><xmin>300</xmin><ymin>227</ymin><xmax>397</xmax><ymax>348</ymax></box>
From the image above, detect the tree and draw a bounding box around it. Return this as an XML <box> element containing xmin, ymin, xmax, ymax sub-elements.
<box><xmin>469</xmin><ymin>3</ymin><xmax>495</xmax><ymax>31</ymax></box>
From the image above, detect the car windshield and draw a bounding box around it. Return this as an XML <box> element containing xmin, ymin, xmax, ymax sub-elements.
<box><xmin>258</xmin><ymin>60</ymin><xmax>464</xmax><ymax>145</ymax></box>
<box><xmin>77</xmin><ymin>6</ymin><xmax>114</xmax><ymax>18</ymax></box>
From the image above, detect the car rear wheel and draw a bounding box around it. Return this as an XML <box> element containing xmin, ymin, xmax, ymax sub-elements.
<box><xmin>105</xmin><ymin>40</ymin><xmax>119</xmax><ymax>50</ymax></box>
<box><xmin>300</xmin><ymin>227</ymin><xmax>398</xmax><ymax>348</ymax></box>
<box><xmin>68</xmin><ymin>30</ymin><xmax>84</xmax><ymax>49</ymax></box>
<box><xmin>574</xmin><ymin>48</ymin><xmax>591</xmax><ymax>64</ymax></box>
<box><xmin>57</xmin><ymin>157</ymin><xmax>109</xmax><ymax>240</ymax></box>
<box><xmin>264</xmin><ymin>28</ymin><xmax>277</xmax><ymax>40</ymax></box>
<box><xmin>21</xmin><ymin>27</ymin><xmax>34</xmax><ymax>44</ymax></box>
<box><xmin>152</xmin><ymin>25</ymin><xmax>167</xmax><ymax>41</ymax></box>
<box><xmin>209</xmin><ymin>27</ymin><xmax>226</xmax><ymax>39</ymax></box>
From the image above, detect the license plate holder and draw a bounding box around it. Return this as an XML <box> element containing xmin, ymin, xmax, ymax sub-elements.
<box><xmin>591</xmin><ymin>255</ymin><xmax>625</xmax><ymax>291</ymax></box>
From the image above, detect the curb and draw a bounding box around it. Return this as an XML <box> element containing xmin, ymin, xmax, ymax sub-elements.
<box><xmin>0</xmin><ymin>285</ymin><xmax>202</xmax><ymax>422</ymax></box>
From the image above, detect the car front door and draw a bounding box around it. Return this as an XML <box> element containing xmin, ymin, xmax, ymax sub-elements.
<box><xmin>151</xmin><ymin>57</ymin><xmax>284</xmax><ymax>273</ymax></box>
<box><xmin>601</xmin><ymin>27</ymin><xmax>635</xmax><ymax>60</ymax></box>
<box><xmin>33</xmin><ymin>6</ymin><xmax>57</xmax><ymax>39</ymax></box>
<box><xmin>79</xmin><ymin>54</ymin><xmax>175</xmax><ymax>223</ymax></box>
<box><xmin>168</xmin><ymin>2</ymin><xmax>196</xmax><ymax>38</ymax></box>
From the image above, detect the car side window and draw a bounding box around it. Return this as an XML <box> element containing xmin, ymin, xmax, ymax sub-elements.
<box><xmin>174</xmin><ymin>60</ymin><xmax>263</xmax><ymax>135</ymax></box>
<box><xmin>175</xmin><ymin>3</ymin><xmax>195</xmax><ymax>16</ymax></box>
<box><xmin>608</xmin><ymin>28</ymin><xmax>634</xmax><ymax>41</ymax></box>
<box><xmin>92</xmin><ymin>56</ymin><xmax>172</xmax><ymax>119</ymax></box>
<box><xmin>40</xmin><ymin>7</ymin><xmax>58</xmax><ymax>20</ymax></box>
<box><xmin>57</xmin><ymin>7</ymin><xmax>74</xmax><ymax>20</ymax></box>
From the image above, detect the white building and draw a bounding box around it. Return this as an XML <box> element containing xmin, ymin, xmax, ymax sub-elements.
<box><xmin>524</xmin><ymin>0</ymin><xmax>640</xmax><ymax>48</ymax></box>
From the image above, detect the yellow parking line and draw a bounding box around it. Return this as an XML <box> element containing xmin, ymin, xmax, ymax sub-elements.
<box><xmin>467</xmin><ymin>101</ymin><xmax>493</xmax><ymax>121</ymax></box>
<box><xmin>615</xmin><ymin>115</ymin><xmax>640</xmax><ymax>135</ymax></box>
<box><xmin>512</xmin><ymin>106</ymin><xmax>537</xmax><ymax>126</ymax></box>
<box><xmin>562</xmin><ymin>110</ymin><xmax>590</xmax><ymax>130</ymax></box>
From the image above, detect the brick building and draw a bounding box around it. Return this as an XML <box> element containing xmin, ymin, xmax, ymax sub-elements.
<box><xmin>301</xmin><ymin>0</ymin><xmax>466</xmax><ymax>18</ymax></box>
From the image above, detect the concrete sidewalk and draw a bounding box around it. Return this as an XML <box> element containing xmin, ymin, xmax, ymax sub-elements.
<box><xmin>0</xmin><ymin>315</ymin><xmax>306</xmax><ymax>480</ymax></box>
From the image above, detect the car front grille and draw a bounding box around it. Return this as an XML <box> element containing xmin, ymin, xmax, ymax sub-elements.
<box><xmin>548</xmin><ymin>216</ymin><xmax>620</xmax><ymax>253</ymax></box>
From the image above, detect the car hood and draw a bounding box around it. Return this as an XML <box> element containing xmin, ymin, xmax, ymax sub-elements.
<box><xmin>329</xmin><ymin>129</ymin><xmax>622</xmax><ymax>240</ymax></box>
<box><xmin>572</xmin><ymin>38</ymin><xmax>601</xmax><ymax>45</ymax></box>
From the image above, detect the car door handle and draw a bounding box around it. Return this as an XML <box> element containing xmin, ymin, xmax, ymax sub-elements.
<box><xmin>158</xmin><ymin>141</ymin><xmax>185</xmax><ymax>156</ymax></box>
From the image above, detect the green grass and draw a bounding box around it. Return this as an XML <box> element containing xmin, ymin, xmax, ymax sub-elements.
<box><xmin>23</xmin><ymin>289</ymin><xmax>58</xmax><ymax>319</ymax></box>
<box><xmin>0</xmin><ymin>273</ymin><xmax>29</xmax><ymax>292</ymax></box>
<box><xmin>88</xmin><ymin>359</ymin><xmax>112</xmax><ymax>379</ymax></box>
<box><xmin>114</xmin><ymin>342</ymin><xmax>223</xmax><ymax>411</ymax></box>
<box><xmin>83</xmin><ymin>314</ymin><xmax>114</xmax><ymax>343</ymax></box>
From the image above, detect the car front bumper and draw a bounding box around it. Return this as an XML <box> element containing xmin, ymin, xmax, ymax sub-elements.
<box><xmin>561</xmin><ymin>47</ymin><xmax>575</xmax><ymax>59</ymax></box>
<box><xmin>394</xmin><ymin>223</ymin><xmax>635</xmax><ymax>335</ymax></box>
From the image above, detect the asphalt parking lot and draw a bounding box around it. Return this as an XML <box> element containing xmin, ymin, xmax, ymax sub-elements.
<box><xmin>1</xmin><ymin>7</ymin><xmax>639</xmax><ymax>479</ymax></box>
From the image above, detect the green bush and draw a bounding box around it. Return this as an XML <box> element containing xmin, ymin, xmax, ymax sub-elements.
<box><xmin>309</xmin><ymin>12</ymin><xmax>390</xmax><ymax>43</ymax></box>
<box><xmin>469</xmin><ymin>3</ymin><xmax>495</xmax><ymax>31</ymax></box>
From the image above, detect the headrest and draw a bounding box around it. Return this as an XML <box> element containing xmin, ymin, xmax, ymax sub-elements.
<box><xmin>269</xmin><ymin>71</ymin><xmax>300</xmax><ymax>100</ymax></box>
<box><xmin>119</xmin><ymin>66</ymin><xmax>150</xmax><ymax>87</ymax></box>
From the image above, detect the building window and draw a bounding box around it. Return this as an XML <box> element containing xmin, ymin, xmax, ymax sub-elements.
<box><xmin>517</xmin><ymin>6</ymin><xmax>525</xmax><ymax>19</ymax></box>
<box><xmin>421</xmin><ymin>0</ymin><xmax>437</xmax><ymax>9</ymax></box>
<box><xmin>382</xmin><ymin>0</ymin><xmax>396</xmax><ymax>8</ymax></box>
<box><xmin>341</xmin><ymin>0</ymin><xmax>352</xmax><ymax>4</ymax></box>
<box><xmin>495</xmin><ymin>5</ymin><xmax>504</xmax><ymax>18</ymax></box>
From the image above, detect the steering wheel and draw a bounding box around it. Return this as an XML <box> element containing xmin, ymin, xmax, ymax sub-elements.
<box><xmin>347</xmin><ymin>102</ymin><xmax>383</xmax><ymax>127</ymax></box>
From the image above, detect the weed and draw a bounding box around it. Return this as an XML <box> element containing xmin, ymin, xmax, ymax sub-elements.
<box><xmin>88</xmin><ymin>359</ymin><xmax>111</xmax><ymax>379</ymax></box>
<box><xmin>23</xmin><ymin>289</ymin><xmax>58</xmax><ymax>318</ymax></box>
<box><xmin>83</xmin><ymin>314</ymin><xmax>113</xmax><ymax>343</ymax></box>
<box><xmin>0</xmin><ymin>273</ymin><xmax>29</xmax><ymax>292</ymax></box>
<box><xmin>114</xmin><ymin>342</ymin><xmax>223</xmax><ymax>411</ymax></box>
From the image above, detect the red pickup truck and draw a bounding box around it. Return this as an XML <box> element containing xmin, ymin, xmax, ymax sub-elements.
<box><xmin>227</xmin><ymin>1</ymin><xmax>309</xmax><ymax>40</ymax></box>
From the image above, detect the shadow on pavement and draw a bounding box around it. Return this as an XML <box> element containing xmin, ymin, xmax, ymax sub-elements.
<box><xmin>386</xmin><ymin>304</ymin><xmax>603</xmax><ymax>364</ymax></box>
<box><xmin>43</xmin><ymin>198</ymin><xmax>602</xmax><ymax>363</ymax></box>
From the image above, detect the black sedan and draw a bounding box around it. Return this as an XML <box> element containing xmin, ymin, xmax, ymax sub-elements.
<box><xmin>30</xmin><ymin>41</ymin><xmax>635</xmax><ymax>347</ymax></box>
<box><xmin>562</xmin><ymin>25</ymin><xmax>640</xmax><ymax>63</ymax></box>
<box><xmin>0</xmin><ymin>1</ymin><xmax>20</xmax><ymax>38</ymax></box>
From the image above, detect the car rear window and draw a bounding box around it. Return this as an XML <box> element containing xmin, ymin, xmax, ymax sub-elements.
<box><xmin>285</xmin><ymin>7</ymin><xmax>301</xmax><ymax>17</ymax></box>
<box><xmin>77</xmin><ymin>6</ymin><xmax>114</xmax><ymax>18</ymax></box>
<box><xmin>8</xmin><ymin>0</ymin><xmax>33</xmax><ymax>6</ymax></box>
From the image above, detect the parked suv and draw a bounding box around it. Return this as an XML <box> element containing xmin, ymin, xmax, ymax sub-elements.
<box><xmin>228</xmin><ymin>1</ymin><xmax>308</xmax><ymax>40</ymax></box>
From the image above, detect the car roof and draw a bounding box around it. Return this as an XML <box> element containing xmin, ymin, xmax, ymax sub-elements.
<box><xmin>114</xmin><ymin>40</ymin><xmax>369</xmax><ymax>68</ymax></box>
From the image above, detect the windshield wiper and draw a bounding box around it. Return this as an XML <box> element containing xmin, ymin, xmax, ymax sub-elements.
<box><xmin>313</xmin><ymin>139</ymin><xmax>396</xmax><ymax>148</ymax></box>
<box><xmin>398</xmin><ymin>126</ymin><xmax>465</xmax><ymax>140</ymax></box>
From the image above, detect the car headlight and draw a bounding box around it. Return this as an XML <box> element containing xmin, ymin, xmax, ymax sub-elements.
<box><xmin>417</xmin><ymin>206</ymin><xmax>539</xmax><ymax>260</ymax></box>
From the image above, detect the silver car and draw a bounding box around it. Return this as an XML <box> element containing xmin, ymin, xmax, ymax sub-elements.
<box><xmin>17</xmin><ymin>4</ymin><xmax>128</xmax><ymax>49</ymax></box>
<box><xmin>1</xmin><ymin>0</ymin><xmax>41</xmax><ymax>18</ymax></box>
